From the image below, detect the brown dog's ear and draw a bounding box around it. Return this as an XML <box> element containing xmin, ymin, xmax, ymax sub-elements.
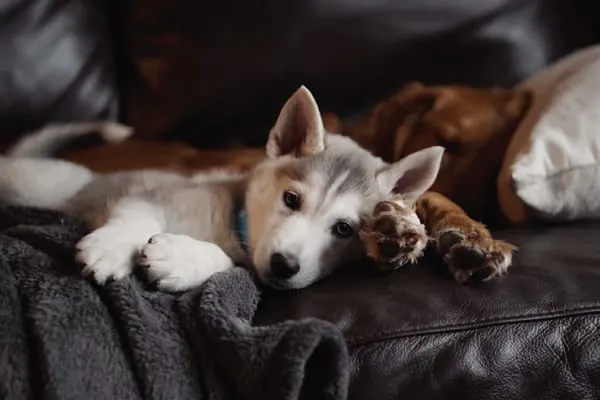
<box><xmin>389</xmin><ymin>87</ymin><xmax>446</xmax><ymax>160</ymax></box>
<box><xmin>499</xmin><ymin>88</ymin><xmax>533</xmax><ymax>122</ymax></box>
<box><xmin>322</xmin><ymin>112</ymin><xmax>344</xmax><ymax>133</ymax></box>
<box><xmin>376</xmin><ymin>146</ymin><xmax>445</xmax><ymax>202</ymax></box>
<box><xmin>397</xmin><ymin>81</ymin><xmax>425</xmax><ymax>94</ymax></box>
<box><xmin>266</xmin><ymin>86</ymin><xmax>326</xmax><ymax>158</ymax></box>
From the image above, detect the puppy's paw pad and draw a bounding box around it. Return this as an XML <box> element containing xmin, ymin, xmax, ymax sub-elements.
<box><xmin>361</xmin><ymin>203</ymin><xmax>428</xmax><ymax>269</ymax></box>
<box><xmin>444</xmin><ymin>239</ymin><xmax>514</xmax><ymax>284</ymax></box>
<box><xmin>438</xmin><ymin>230</ymin><xmax>465</xmax><ymax>254</ymax></box>
<box><xmin>400</xmin><ymin>231</ymin><xmax>421</xmax><ymax>247</ymax></box>
<box><xmin>378</xmin><ymin>238</ymin><xmax>402</xmax><ymax>260</ymax></box>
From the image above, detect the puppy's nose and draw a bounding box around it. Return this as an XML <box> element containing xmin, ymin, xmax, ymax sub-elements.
<box><xmin>270</xmin><ymin>252</ymin><xmax>300</xmax><ymax>279</ymax></box>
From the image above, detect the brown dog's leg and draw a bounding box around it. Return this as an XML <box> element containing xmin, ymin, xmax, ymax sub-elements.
<box><xmin>416</xmin><ymin>192</ymin><xmax>516</xmax><ymax>283</ymax></box>
<box><xmin>361</xmin><ymin>192</ymin><xmax>516</xmax><ymax>283</ymax></box>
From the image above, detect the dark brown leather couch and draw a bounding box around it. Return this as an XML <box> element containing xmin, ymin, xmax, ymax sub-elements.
<box><xmin>2</xmin><ymin>0</ymin><xmax>600</xmax><ymax>399</ymax></box>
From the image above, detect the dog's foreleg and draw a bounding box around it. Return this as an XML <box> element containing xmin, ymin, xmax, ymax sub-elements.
<box><xmin>139</xmin><ymin>233</ymin><xmax>234</xmax><ymax>292</ymax></box>
<box><xmin>416</xmin><ymin>192</ymin><xmax>516</xmax><ymax>283</ymax></box>
<box><xmin>76</xmin><ymin>198</ymin><xmax>164</xmax><ymax>284</ymax></box>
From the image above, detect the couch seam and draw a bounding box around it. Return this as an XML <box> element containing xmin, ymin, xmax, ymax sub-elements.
<box><xmin>346</xmin><ymin>305</ymin><xmax>600</xmax><ymax>349</ymax></box>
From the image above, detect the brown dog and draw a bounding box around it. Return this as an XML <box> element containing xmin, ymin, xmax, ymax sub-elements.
<box><xmin>335</xmin><ymin>82</ymin><xmax>531</xmax><ymax>283</ymax></box>
<box><xmin>61</xmin><ymin>82</ymin><xmax>531</xmax><ymax>284</ymax></box>
<box><xmin>327</xmin><ymin>82</ymin><xmax>531</xmax><ymax>218</ymax></box>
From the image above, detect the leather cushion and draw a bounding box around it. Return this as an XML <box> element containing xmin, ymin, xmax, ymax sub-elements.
<box><xmin>0</xmin><ymin>0</ymin><xmax>119</xmax><ymax>145</ymax></box>
<box><xmin>255</xmin><ymin>222</ymin><xmax>600</xmax><ymax>399</ymax></box>
<box><xmin>123</xmin><ymin>0</ymin><xmax>600</xmax><ymax>146</ymax></box>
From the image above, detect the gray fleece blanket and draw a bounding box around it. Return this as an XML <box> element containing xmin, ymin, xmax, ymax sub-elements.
<box><xmin>0</xmin><ymin>205</ymin><xmax>349</xmax><ymax>400</ymax></box>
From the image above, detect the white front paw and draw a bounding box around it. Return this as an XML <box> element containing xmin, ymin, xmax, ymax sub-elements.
<box><xmin>75</xmin><ymin>224</ymin><xmax>142</xmax><ymax>284</ymax></box>
<box><xmin>140</xmin><ymin>233</ymin><xmax>233</xmax><ymax>292</ymax></box>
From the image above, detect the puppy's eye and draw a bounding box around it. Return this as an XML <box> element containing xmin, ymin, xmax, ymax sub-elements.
<box><xmin>332</xmin><ymin>221</ymin><xmax>354</xmax><ymax>238</ymax></box>
<box><xmin>283</xmin><ymin>190</ymin><xmax>301</xmax><ymax>211</ymax></box>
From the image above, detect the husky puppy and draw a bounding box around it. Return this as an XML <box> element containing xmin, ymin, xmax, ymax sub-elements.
<box><xmin>0</xmin><ymin>87</ymin><xmax>443</xmax><ymax>291</ymax></box>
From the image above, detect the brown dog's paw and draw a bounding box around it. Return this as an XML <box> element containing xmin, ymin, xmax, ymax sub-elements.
<box><xmin>360</xmin><ymin>199</ymin><xmax>428</xmax><ymax>269</ymax></box>
<box><xmin>438</xmin><ymin>230</ymin><xmax>516</xmax><ymax>284</ymax></box>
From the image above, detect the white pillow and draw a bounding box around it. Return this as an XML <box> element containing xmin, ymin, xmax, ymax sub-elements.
<box><xmin>497</xmin><ymin>45</ymin><xmax>600</xmax><ymax>223</ymax></box>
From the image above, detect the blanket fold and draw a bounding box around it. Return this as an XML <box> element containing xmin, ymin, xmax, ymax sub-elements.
<box><xmin>0</xmin><ymin>205</ymin><xmax>349</xmax><ymax>400</ymax></box>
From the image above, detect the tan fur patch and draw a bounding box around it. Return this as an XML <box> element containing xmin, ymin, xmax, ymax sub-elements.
<box><xmin>244</xmin><ymin>158</ymin><xmax>306</xmax><ymax>263</ymax></box>
<box><xmin>274</xmin><ymin>160</ymin><xmax>305</xmax><ymax>183</ymax></box>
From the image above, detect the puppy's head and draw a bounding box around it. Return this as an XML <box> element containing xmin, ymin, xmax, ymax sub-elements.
<box><xmin>245</xmin><ymin>86</ymin><xmax>444</xmax><ymax>289</ymax></box>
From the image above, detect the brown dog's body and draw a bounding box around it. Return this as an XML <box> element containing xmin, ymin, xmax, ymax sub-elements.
<box><xmin>328</xmin><ymin>82</ymin><xmax>530</xmax><ymax>282</ymax></box>
<box><xmin>60</xmin><ymin>82</ymin><xmax>530</xmax><ymax>283</ymax></box>
<box><xmin>330</xmin><ymin>82</ymin><xmax>531</xmax><ymax>219</ymax></box>
<box><xmin>62</xmin><ymin>140</ymin><xmax>265</xmax><ymax>174</ymax></box>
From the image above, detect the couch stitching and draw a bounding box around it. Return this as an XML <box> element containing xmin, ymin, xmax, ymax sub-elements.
<box><xmin>346</xmin><ymin>305</ymin><xmax>600</xmax><ymax>349</ymax></box>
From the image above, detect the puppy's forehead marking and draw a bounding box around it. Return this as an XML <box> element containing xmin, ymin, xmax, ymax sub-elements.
<box><xmin>309</xmin><ymin>151</ymin><xmax>378</xmax><ymax>201</ymax></box>
<box><xmin>322</xmin><ymin>170</ymin><xmax>350</xmax><ymax>207</ymax></box>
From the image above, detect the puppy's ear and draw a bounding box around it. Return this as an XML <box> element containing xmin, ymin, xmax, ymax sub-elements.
<box><xmin>266</xmin><ymin>86</ymin><xmax>326</xmax><ymax>158</ymax></box>
<box><xmin>376</xmin><ymin>146</ymin><xmax>444</xmax><ymax>202</ymax></box>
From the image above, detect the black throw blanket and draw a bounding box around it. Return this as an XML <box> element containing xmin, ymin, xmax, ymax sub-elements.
<box><xmin>0</xmin><ymin>205</ymin><xmax>349</xmax><ymax>400</ymax></box>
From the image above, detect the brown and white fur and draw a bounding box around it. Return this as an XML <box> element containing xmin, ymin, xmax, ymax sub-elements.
<box><xmin>0</xmin><ymin>86</ymin><xmax>444</xmax><ymax>291</ymax></box>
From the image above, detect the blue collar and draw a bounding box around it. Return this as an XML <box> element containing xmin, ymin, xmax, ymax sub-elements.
<box><xmin>233</xmin><ymin>202</ymin><xmax>249</xmax><ymax>254</ymax></box>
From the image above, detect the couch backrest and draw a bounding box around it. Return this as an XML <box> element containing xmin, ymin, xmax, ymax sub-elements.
<box><xmin>121</xmin><ymin>0</ymin><xmax>600</xmax><ymax>147</ymax></box>
<box><xmin>0</xmin><ymin>0</ymin><xmax>120</xmax><ymax>145</ymax></box>
<box><xmin>2</xmin><ymin>0</ymin><xmax>598</xmax><ymax>147</ymax></box>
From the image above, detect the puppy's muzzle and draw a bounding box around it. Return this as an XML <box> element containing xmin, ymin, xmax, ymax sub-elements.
<box><xmin>270</xmin><ymin>252</ymin><xmax>300</xmax><ymax>280</ymax></box>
